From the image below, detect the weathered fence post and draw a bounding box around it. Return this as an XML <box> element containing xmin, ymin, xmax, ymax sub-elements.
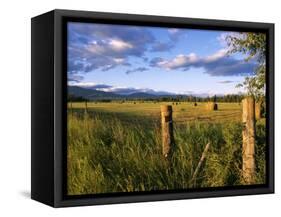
<box><xmin>242</xmin><ymin>96</ymin><xmax>256</xmax><ymax>184</ymax></box>
<box><xmin>255</xmin><ymin>101</ymin><xmax>261</xmax><ymax>120</ymax></box>
<box><xmin>160</xmin><ymin>105</ymin><xmax>174</xmax><ymax>158</ymax></box>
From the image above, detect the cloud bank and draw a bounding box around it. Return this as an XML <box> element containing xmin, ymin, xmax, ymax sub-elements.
<box><xmin>68</xmin><ymin>23</ymin><xmax>155</xmax><ymax>75</ymax></box>
<box><xmin>67</xmin><ymin>23</ymin><xmax>257</xmax><ymax>89</ymax></box>
<box><xmin>67</xmin><ymin>23</ymin><xmax>187</xmax><ymax>80</ymax></box>
<box><xmin>150</xmin><ymin>49</ymin><xmax>256</xmax><ymax>76</ymax></box>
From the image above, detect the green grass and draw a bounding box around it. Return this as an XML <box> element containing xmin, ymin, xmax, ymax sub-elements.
<box><xmin>70</xmin><ymin>101</ymin><xmax>242</xmax><ymax>123</ymax></box>
<box><xmin>67</xmin><ymin>102</ymin><xmax>266</xmax><ymax>195</ymax></box>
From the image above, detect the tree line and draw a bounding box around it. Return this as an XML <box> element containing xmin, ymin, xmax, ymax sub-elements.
<box><xmin>68</xmin><ymin>94</ymin><xmax>245</xmax><ymax>103</ymax></box>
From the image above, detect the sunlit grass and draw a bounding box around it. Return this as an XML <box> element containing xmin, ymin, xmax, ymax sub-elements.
<box><xmin>69</xmin><ymin>101</ymin><xmax>242</xmax><ymax>123</ymax></box>
<box><xmin>67</xmin><ymin>102</ymin><xmax>266</xmax><ymax>195</ymax></box>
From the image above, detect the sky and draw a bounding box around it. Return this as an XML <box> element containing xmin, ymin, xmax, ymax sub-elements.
<box><xmin>67</xmin><ymin>22</ymin><xmax>258</xmax><ymax>96</ymax></box>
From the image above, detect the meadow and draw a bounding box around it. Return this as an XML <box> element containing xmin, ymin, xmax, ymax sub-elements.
<box><xmin>67</xmin><ymin>101</ymin><xmax>266</xmax><ymax>195</ymax></box>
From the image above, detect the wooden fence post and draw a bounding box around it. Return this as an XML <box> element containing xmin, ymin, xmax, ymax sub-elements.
<box><xmin>242</xmin><ymin>96</ymin><xmax>256</xmax><ymax>184</ymax></box>
<box><xmin>255</xmin><ymin>101</ymin><xmax>261</xmax><ymax>120</ymax></box>
<box><xmin>160</xmin><ymin>105</ymin><xmax>174</xmax><ymax>158</ymax></box>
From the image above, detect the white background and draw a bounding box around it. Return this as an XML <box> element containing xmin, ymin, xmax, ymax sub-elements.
<box><xmin>0</xmin><ymin>0</ymin><xmax>279</xmax><ymax>216</ymax></box>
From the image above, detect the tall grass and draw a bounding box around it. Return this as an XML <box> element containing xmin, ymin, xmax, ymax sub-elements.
<box><xmin>67</xmin><ymin>111</ymin><xmax>266</xmax><ymax>195</ymax></box>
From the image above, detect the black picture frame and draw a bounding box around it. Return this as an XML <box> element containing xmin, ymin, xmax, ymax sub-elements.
<box><xmin>31</xmin><ymin>9</ymin><xmax>274</xmax><ymax>207</ymax></box>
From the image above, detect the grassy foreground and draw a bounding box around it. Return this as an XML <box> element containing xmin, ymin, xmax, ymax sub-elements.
<box><xmin>67</xmin><ymin>102</ymin><xmax>266</xmax><ymax>195</ymax></box>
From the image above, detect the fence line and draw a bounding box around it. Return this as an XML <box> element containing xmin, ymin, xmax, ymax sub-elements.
<box><xmin>160</xmin><ymin>98</ymin><xmax>257</xmax><ymax>183</ymax></box>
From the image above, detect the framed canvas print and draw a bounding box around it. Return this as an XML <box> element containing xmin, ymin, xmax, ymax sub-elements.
<box><xmin>31</xmin><ymin>9</ymin><xmax>274</xmax><ymax>207</ymax></box>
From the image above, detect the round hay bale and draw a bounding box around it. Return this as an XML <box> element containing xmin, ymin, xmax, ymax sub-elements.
<box><xmin>206</xmin><ymin>102</ymin><xmax>218</xmax><ymax>111</ymax></box>
<box><xmin>214</xmin><ymin>103</ymin><xmax>218</xmax><ymax>110</ymax></box>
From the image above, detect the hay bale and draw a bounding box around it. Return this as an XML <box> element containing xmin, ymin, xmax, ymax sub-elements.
<box><xmin>213</xmin><ymin>103</ymin><xmax>218</xmax><ymax>110</ymax></box>
<box><xmin>206</xmin><ymin>102</ymin><xmax>218</xmax><ymax>111</ymax></box>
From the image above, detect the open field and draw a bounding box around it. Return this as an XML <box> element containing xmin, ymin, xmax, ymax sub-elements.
<box><xmin>69</xmin><ymin>101</ymin><xmax>242</xmax><ymax>124</ymax></box>
<box><xmin>67</xmin><ymin>101</ymin><xmax>266</xmax><ymax>195</ymax></box>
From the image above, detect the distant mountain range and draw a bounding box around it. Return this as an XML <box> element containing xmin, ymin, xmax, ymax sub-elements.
<box><xmin>68</xmin><ymin>86</ymin><xmax>188</xmax><ymax>100</ymax></box>
<box><xmin>68</xmin><ymin>86</ymin><xmax>119</xmax><ymax>100</ymax></box>
<box><xmin>76</xmin><ymin>84</ymin><xmax>174</xmax><ymax>96</ymax></box>
<box><xmin>67</xmin><ymin>85</ymin><xmax>233</xmax><ymax>101</ymax></box>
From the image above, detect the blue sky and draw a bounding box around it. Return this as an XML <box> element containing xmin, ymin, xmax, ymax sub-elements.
<box><xmin>67</xmin><ymin>22</ymin><xmax>257</xmax><ymax>96</ymax></box>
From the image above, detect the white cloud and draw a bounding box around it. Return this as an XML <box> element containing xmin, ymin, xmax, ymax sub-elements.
<box><xmin>205</xmin><ymin>49</ymin><xmax>228</xmax><ymax>62</ymax></box>
<box><xmin>150</xmin><ymin>49</ymin><xmax>256</xmax><ymax>76</ymax></box>
<box><xmin>168</xmin><ymin>28</ymin><xmax>179</xmax><ymax>34</ymax></box>
<box><xmin>155</xmin><ymin>53</ymin><xmax>200</xmax><ymax>69</ymax></box>
<box><xmin>68</xmin><ymin>82</ymin><xmax>98</xmax><ymax>87</ymax></box>
<box><xmin>86</xmin><ymin>39</ymin><xmax>133</xmax><ymax>55</ymax></box>
<box><xmin>113</xmin><ymin>58</ymin><xmax>125</xmax><ymax>64</ymax></box>
<box><xmin>108</xmin><ymin>39</ymin><xmax>133</xmax><ymax>51</ymax></box>
<box><xmin>86</xmin><ymin>43</ymin><xmax>106</xmax><ymax>55</ymax></box>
